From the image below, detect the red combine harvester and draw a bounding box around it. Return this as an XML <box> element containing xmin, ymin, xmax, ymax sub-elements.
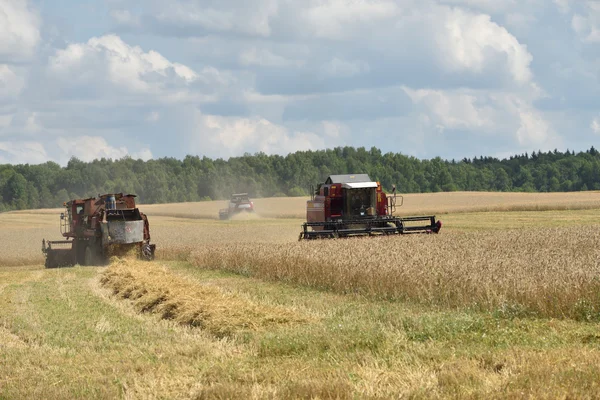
<box><xmin>219</xmin><ymin>193</ymin><xmax>255</xmax><ymax>220</ymax></box>
<box><xmin>300</xmin><ymin>174</ymin><xmax>442</xmax><ymax>240</ymax></box>
<box><xmin>42</xmin><ymin>193</ymin><xmax>156</xmax><ymax>268</ymax></box>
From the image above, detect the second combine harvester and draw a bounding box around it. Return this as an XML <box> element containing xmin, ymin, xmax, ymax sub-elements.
<box><xmin>42</xmin><ymin>193</ymin><xmax>156</xmax><ymax>268</ymax></box>
<box><xmin>300</xmin><ymin>174</ymin><xmax>442</xmax><ymax>239</ymax></box>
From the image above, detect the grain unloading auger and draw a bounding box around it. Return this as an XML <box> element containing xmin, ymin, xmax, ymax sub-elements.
<box><xmin>299</xmin><ymin>174</ymin><xmax>442</xmax><ymax>240</ymax></box>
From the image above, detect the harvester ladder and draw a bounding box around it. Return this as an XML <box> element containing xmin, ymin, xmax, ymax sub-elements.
<box><xmin>387</xmin><ymin>194</ymin><xmax>403</xmax><ymax>216</ymax></box>
<box><xmin>60</xmin><ymin>208</ymin><xmax>72</xmax><ymax>235</ymax></box>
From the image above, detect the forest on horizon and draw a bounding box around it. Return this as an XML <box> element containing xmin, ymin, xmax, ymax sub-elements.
<box><xmin>1</xmin><ymin>146</ymin><xmax>600</xmax><ymax>211</ymax></box>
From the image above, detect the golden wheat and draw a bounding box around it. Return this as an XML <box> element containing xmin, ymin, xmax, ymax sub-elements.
<box><xmin>4</xmin><ymin>193</ymin><xmax>600</xmax><ymax>322</ymax></box>
<box><xmin>100</xmin><ymin>257</ymin><xmax>309</xmax><ymax>336</ymax></box>
<box><xmin>140</xmin><ymin>197</ymin><xmax>306</xmax><ymax>219</ymax></box>
<box><xmin>5</xmin><ymin>193</ymin><xmax>600</xmax><ymax>399</ymax></box>
<box><xmin>8</xmin><ymin>190</ymin><xmax>600</xmax><ymax>222</ymax></box>
<box><xmin>186</xmin><ymin>226</ymin><xmax>600</xmax><ymax>320</ymax></box>
<box><xmin>141</xmin><ymin>191</ymin><xmax>600</xmax><ymax>219</ymax></box>
<box><xmin>0</xmin><ymin>213</ymin><xmax>59</xmax><ymax>266</ymax></box>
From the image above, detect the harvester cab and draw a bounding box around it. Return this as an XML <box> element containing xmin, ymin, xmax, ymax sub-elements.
<box><xmin>300</xmin><ymin>174</ymin><xmax>442</xmax><ymax>240</ymax></box>
<box><xmin>42</xmin><ymin>193</ymin><xmax>156</xmax><ymax>268</ymax></box>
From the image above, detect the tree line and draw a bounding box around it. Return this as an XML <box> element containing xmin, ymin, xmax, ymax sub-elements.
<box><xmin>1</xmin><ymin>146</ymin><xmax>600</xmax><ymax>211</ymax></box>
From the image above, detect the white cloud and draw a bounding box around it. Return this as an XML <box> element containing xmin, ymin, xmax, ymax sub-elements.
<box><xmin>122</xmin><ymin>1</ymin><xmax>534</xmax><ymax>90</ymax></box>
<box><xmin>572</xmin><ymin>2</ymin><xmax>600</xmax><ymax>42</ymax></box>
<box><xmin>0</xmin><ymin>114</ymin><xmax>12</xmax><ymax>129</ymax></box>
<box><xmin>504</xmin><ymin>12</ymin><xmax>537</xmax><ymax>32</ymax></box>
<box><xmin>439</xmin><ymin>0</ymin><xmax>518</xmax><ymax>13</ymax></box>
<box><xmin>153</xmin><ymin>0</ymin><xmax>279</xmax><ymax>37</ymax></box>
<box><xmin>46</xmin><ymin>34</ymin><xmax>239</xmax><ymax>108</ymax></box>
<box><xmin>56</xmin><ymin>136</ymin><xmax>153</xmax><ymax>164</ymax></box>
<box><xmin>319</xmin><ymin>57</ymin><xmax>370</xmax><ymax>78</ymax></box>
<box><xmin>290</xmin><ymin>2</ymin><xmax>534</xmax><ymax>85</ymax></box>
<box><xmin>437</xmin><ymin>8</ymin><xmax>533</xmax><ymax>84</ymax></box>
<box><xmin>322</xmin><ymin>121</ymin><xmax>345</xmax><ymax>138</ymax></box>
<box><xmin>302</xmin><ymin>0</ymin><xmax>398</xmax><ymax>40</ymax></box>
<box><xmin>0</xmin><ymin>0</ymin><xmax>592</xmax><ymax>165</ymax></box>
<box><xmin>403</xmin><ymin>87</ymin><xmax>493</xmax><ymax>130</ymax></box>
<box><xmin>592</xmin><ymin>118</ymin><xmax>600</xmax><ymax>134</ymax></box>
<box><xmin>0</xmin><ymin>0</ymin><xmax>40</xmax><ymax>60</ymax></box>
<box><xmin>0</xmin><ymin>141</ymin><xmax>48</xmax><ymax>164</ymax></box>
<box><xmin>554</xmin><ymin>0</ymin><xmax>571</xmax><ymax>14</ymax></box>
<box><xmin>191</xmin><ymin>113</ymin><xmax>326</xmax><ymax>158</ymax></box>
<box><xmin>515</xmin><ymin>108</ymin><xmax>555</xmax><ymax>148</ymax></box>
<box><xmin>24</xmin><ymin>112</ymin><xmax>41</xmax><ymax>133</ymax></box>
<box><xmin>489</xmin><ymin>93</ymin><xmax>561</xmax><ymax>150</ymax></box>
<box><xmin>110</xmin><ymin>9</ymin><xmax>141</xmax><ymax>27</ymax></box>
<box><xmin>0</xmin><ymin>64</ymin><xmax>24</xmax><ymax>100</ymax></box>
<box><xmin>297</xmin><ymin>4</ymin><xmax>534</xmax><ymax>86</ymax></box>
<box><xmin>239</xmin><ymin>48</ymin><xmax>303</xmax><ymax>68</ymax></box>
<box><xmin>49</xmin><ymin>34</ymin><xmax>198</xmax><ymax>95</ymax></box>
<box><xmin>133</xmin><ymin>147</ymin><xmax>153</xmax><ymax>161</ymax></box>
<box><xmin>402</xmin><ymin>84</ymin><xmax>561</xmax><ymax>153</ymax></box>
<box><xmin>146</xmin><ymin>111</ymin><xmax>160</xmax><ymax>123</ymax></box>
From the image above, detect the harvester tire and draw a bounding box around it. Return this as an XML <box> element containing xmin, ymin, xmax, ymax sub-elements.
<box><xmin>75</xmin><ymin>239</ymin><xmax>87</xmax><ymax>265</ymax></box>
<box><xmin>84</xmin><ymin>242</ymin><xmax>105</xmax><ymax>266</ymax></box>
<box><xmin>84</xmin><ymin>245</ymin><xmax>96</xmax><ymax>266</ymax></box>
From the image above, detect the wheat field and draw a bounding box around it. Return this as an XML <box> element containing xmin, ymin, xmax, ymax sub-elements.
<box><xmin>3</xmin><ymin>192</ymin><xmax>600</xmax><ymax>319</ymax></box>
<box><xmin>5</xmin><ymin>190</ymin><xmax>600</xmax><ymax>263</ymax></box>
<box><xmin>188</xmin><ymin>226</ymin><xmax>600</xmax><ymax>320</ymax></box>
<box><xmin>142</xmin><ymin>190</ymin><xmax>600</xmax><ymax>219</ymax></box>
<box><xmin>2</xmin><ymin>192</ymin><xmax>600</xmax><ymax>398</ymax></box>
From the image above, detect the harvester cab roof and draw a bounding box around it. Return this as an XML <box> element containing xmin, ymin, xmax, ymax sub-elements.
<box><xmin>231</xmin><ymin>193</ymin><xmax>250</xmax><ymax>203</ymax></box>
<box><xmin>325</xmin><ymin>174</ymin><xmax>371</xmax><ymax>184</ymax></box>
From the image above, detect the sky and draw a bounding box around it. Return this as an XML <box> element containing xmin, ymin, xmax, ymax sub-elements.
<box><xmin>0</xmin><ymin>0</ymin><xmax>599</xmax><ymax>165</ymax></box>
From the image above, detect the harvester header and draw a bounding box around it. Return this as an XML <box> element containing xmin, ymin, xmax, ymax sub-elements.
<box><xmin>300</xmin><ymin>174</ymin><xmax>441</xmax><ymax>239</ymax></box>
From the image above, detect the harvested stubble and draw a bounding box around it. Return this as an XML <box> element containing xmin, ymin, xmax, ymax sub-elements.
<box><xmin>100</xmin><ymin>258</ymin><xmax>309</xmax><ymax>336</ymax></box>
<box><xmin>188</xmin><ymin>226</ymin><xmax>600</xmax><ymax>320</ymax></box>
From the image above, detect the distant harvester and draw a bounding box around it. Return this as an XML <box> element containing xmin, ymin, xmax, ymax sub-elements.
<box><xmin>219</xmin><ymin>193</ymin><xmax>255</xmax><ymax>220</ymax></box>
